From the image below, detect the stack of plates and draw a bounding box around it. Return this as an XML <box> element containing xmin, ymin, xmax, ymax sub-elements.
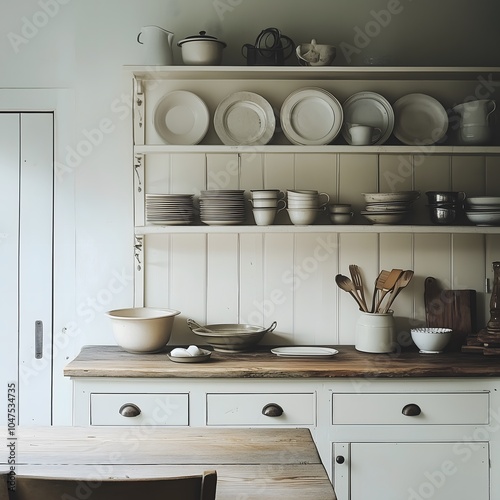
<box><xmin>280</xmin><ymin>87</ymin><xmax>343</xmax><ymax>145</ymax></box>
<box><xmin>465</xmin><ymin>196</ymin><xmax>500</xmax><ymax>226</ymax></box>
<box><xmin>361</xmin><ymin>191</ymin><xmax>420</xmax><ymax>224</ymax></box>
<box><xmin>199</xmin><ymin>190</ymin><xmax>246</xmax><ymax>226</ymax></box>
<box><xmin>145</xmin><ymin>194</ymin><xmax>195</xmax><ymax>225</ymax></box>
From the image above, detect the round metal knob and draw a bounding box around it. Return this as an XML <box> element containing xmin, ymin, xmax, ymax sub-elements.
<box><xmin>402</xmin><ymin>403</ymin><xmax>421</xmax><ymax>416</ymax></box>
<box><xmin>335</xmin><ymin>456</ymin><xmax>345</xmax><ymax>464</ymax></box>
<box><xmin>262</xmin><ymin>403</ymin><xmax>284</xmax><ymax>417</ymax></box>
<box><xmin>119</xmin><ymin>403</ymin><xmax>141</xmax><ymax>417</ymax></box>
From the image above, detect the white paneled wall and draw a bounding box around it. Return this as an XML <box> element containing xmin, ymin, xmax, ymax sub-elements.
<box><xmin>143</xmin><ymin>152</ymin><xmax>499</xmax><ymax>347</ymax></box>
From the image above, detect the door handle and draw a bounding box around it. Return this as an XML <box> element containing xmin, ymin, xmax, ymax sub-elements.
<box><xmin>35</xmin><ymin>320</ymin><xmax>43</xmax><ymax>359</ymax></box>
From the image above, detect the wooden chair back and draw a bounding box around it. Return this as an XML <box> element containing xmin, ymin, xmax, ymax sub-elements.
<box><xmin>0</xmin><ymin>471</ymin><xmax>217</xmax><ymax>500</ymax></box>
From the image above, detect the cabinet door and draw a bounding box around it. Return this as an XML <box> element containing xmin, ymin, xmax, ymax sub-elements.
<box><xmin>333</xmin><ymin>442</ymin><xmax>489</xmax><ymax>500</ymax></box>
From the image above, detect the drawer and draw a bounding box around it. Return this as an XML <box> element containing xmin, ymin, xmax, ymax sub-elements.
<box><xmin>332</xmin><ymin>392</ymin><xmax>489</xmax><ymax>425</ymax></box>
<box><xmin>207</xmin><ymin>393</ymin><xmax>315</xmax><ymax>426</ymax></box>
<box><xmin>90</xmin><ymin>393</ymin><xmax>189</xmax><ymax>426</ymax></box>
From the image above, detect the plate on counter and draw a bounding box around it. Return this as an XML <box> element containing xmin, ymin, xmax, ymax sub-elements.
<box><xmin>168</xmin><ymin>348</ymin><xmax>212</xmax><ymax>363</ymax></box>
<box><xmin>153</xmin><ymin>90</ymin><xmax>209</xmax><ymax>145</ymax></box>
<box><xmin>271</xmin><ymin>347</ymin><xmax>339</xmax><ymax>357</ymax></box>
<box><xmin>214</xmin><ymin>91</ymin><xmax>275</xmax><ymax>146</ymax></box>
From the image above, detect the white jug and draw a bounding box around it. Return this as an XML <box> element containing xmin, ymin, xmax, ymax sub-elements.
<box><xmin>452</xmin><ymin>99</ymin><xmax>496</xmax><ymax>126</ymax></box>
<box><xmin>453</xmin><ymin>99</ymin><xmax>496</xmax><ymax>145</ymax></box>
<box><xmin>137</xmin><ymin>26</ymin><xmax>174</xmax><ymax>66</ymax></box>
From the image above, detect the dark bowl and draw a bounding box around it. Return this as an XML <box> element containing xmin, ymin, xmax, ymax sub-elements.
<box><xmin>428</xmin><ymin>206</ymin><xmax>457</xmax><ymax>225</ymax></box>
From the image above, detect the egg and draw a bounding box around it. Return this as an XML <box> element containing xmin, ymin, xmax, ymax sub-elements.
<box><xmin>187</xmin><ymin>345</ymin><xmax>203</xmax><ymax>356</ymax></box>
<box><xmin>170</xmin><ymin>347</ymin><xmax>191</xmax><ymax>357</ymax></box>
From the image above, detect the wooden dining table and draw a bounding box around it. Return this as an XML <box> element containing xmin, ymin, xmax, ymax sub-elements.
<box><xmin>1</xmin><ymin>426</ymin><xmax>336</xmax><ymax>500</ymax></box>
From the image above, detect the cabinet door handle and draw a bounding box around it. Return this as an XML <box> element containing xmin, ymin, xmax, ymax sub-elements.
<box><xmin>262</xmin><ymin>403</ymin><xmax>284</xmax><ymax>417</ymax></box>
<box><xmin>402</xmin><ymin>403</ymin><xmax>421</xmax><ymax>416</ymax></box>
<box><xmin>335</xmin><ymin>455</ymin><xmax>345</xmax><ymax>464</ymax></box>
<box><xmin>119</xmin><ymin>403</ymin><xmax>141</xmax><ymax>417</ymax></box>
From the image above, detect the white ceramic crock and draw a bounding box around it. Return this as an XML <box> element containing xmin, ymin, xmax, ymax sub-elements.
<box><xmin>355</xmin><ymin>311</ymin><xmax>395</xmax><ymax>353</ymax></box>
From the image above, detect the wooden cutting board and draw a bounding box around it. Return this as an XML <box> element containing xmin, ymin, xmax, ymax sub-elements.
<box><xmin>424</xmin><ymin>277</ymin><xmax>477</xmax><ymax>351</ymax></box>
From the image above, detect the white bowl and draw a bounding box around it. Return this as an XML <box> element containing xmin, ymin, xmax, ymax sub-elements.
<box><xmin>106</xmin><ymin>307</ymin><xmax>180</xmax><ymax>353</ymax></box>
<box><xmin>287</xmin><ymin>208</ymin><xmax>320</xmax><ymax>225</ymax></box>
<box><xmin>252</xmin><ymin>207</ymin><xmax>277</xmax><ymax>226</ymax></box>
<box><xmin>296</xmin><ymin>40</ymin><xmax>336</xmax><ymax>66</ymax></box>
<box><xmin>361</xmin><ymin>211</ymin><xmax>408</xmax><ymax>224</ymax></box>
<box><xmin>465</xmin><ymin>211</ymin><xmax>500</xmax><ymax>226</ymax></box>
<box><xmin>410</xmin><ymin>327</ymin><xmax>452</xmax><ymax>353</ymax></box>
<box><xmin>328</xmin><ymin>203</ymin><xmax>352</xmax><ymax>214</ymax></box>
<box><xmin>330</xmin><ymin>212</ymin><xmax>353</xmax><ymax>224</ymax></box>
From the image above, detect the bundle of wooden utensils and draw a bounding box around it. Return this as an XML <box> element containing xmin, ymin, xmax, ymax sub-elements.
<box><xmin>335</xmin><ymin>265</ymin><xmax>414</xmax><ymax>313</ymax></box>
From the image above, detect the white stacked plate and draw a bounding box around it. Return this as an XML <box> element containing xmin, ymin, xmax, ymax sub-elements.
<box><xmin>145</xmin><ymin>194</ymin><xmax>195</xmax><ymax>225</ymax></box>
<box><xmin>341</xmin><ymin>91</ymin><xmax>394</xmax><ymax>145</ymax></box>
<box><xmin>199</xmin><ymin>190</ymin><xmax>246</xmax><ymax>226</ymax></box>
<box><xmin>214</xmin><ymin>91</ymin><xmax>275</xmax><ymax>146</ymax></box>
<box><xmin>280</xmin><ymin>87</ymin><xmax>343</xmax><ymax>145</ymax></box>
<box><xmin>153</xmin><ymin>91</ymin><xmax>209</xmax><ymax>145</ymax></box>
<box><xmin>361</xmin><ymin>191</ymin><xmax>420</xmax><ymax>224</ymax></box>
<box><xmin>465</xmin><ymin>196</ymin><xmax>500</xmax><ymax>226</ymax></box>
<box><xmin>393</xmin><ymin>93</ymin><xmax>448</xmax><ymax>146</ymax></box>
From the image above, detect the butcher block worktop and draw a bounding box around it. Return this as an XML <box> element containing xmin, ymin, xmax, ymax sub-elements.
<box><xmin>64</xmin><ymin>345</ymin><xmax>500</xmax><ymax>378</ymax></box>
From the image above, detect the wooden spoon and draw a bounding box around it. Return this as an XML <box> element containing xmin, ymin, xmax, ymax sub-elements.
<box><xmin>371</xmin><ymin>270</ymin><xmax>390</xmax><ymax>313</ymax></box>
<box><xmin>335</xmin><ymin>274</ymin><xmax>367</xmax><ymax>311</ymax></box>
<box><xmin>349</xmin><ymin>264</ymin><xmax>369</xmax><ymax>312</ymax></box>
<box><xmin>380</xmin><ymin>269</ymin><xmax>414</xmax><ymax>313</ymax></box>
<box><xmin>374</xmin><ymin>268</ymin><xmax>403</xmax><ymax>313</ymax></box>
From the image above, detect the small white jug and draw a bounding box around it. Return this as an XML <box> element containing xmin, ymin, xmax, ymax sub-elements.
<box><xmin>452</xmin><ymin>99</ymin><xmax>496</xmax><ymax>127</ymax></box>
<box><xmin>137</xmin><ymin>26</ymin><xmax>174</xmax><ymax>66</ymax></box>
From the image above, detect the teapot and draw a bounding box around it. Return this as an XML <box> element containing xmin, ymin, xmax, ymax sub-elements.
<box><xmin>137</xmin><ymin>26</ymin><xmax>174</xmax><ymax>66</ymax></box>
<box><xmin>452</xmin><ymin>99</ymin><xmax>496</xmax><ymax>145</ymax></box>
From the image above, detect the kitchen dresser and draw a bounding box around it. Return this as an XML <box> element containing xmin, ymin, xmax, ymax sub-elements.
<box><xmin>76</xmin><ymin>66</ymin><xmax>500</xmax><ymax>499</ymax></box>
<box><xmin>65</xmin><ymin>345</ymin><xmax>500</xmax><ymax>500</ymax></box>
<box><xmin>126</xmin><ymin>65</ymin><xmax>500</xmax><ymax>348</ymax></box>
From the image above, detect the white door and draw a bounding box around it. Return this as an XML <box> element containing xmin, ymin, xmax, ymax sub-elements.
<box><xmin>0</xmin><ymin>112</ymin><xmax>54</xmax><ymax>425</ymax></box>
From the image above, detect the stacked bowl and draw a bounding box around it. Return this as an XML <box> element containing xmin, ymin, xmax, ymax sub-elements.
<box><xmin>249</xmin><ymin>189</ymin><xmax>286</xmax><ymax>226</ymax></box>
<box><xmin>465</xmin><ymin>196</ymin><xmax>500</xmax><ymax>226</ymax></box>
<box><xmin>361</xmin><ymin>191</ymin><xmax>419</xmax><ymax>224</ymax></box>
<box><xmin>286</xmin><ymin>190</ymin><xmax>330</xmax><ymax>225</ymax></box>
<box><xmin>426</xmin><ymin>191</ymin><xmax>466</xmax><ymax>225</ymax></box>
<box><xmin>328</xmin><ymin>203</ymin><xmax>354</xmax><ymax>224</ymax></box>
<box><xmin>199</xmin><ymin>190</ymin><xmax>246</xmax><ymax>225</ymax></box>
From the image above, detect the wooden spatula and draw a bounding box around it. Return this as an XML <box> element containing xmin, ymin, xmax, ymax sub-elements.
<box><xmin>371</xmin><ymin>270</ymin><xmax>390</xmax><ymax>313</ymax></box>
<box><xmin>380</xmin><ymin>269</ymin><xmax>414</xmax><ymax>313</ymax></box>
<box><xmin>374</xmin><ymin>268</ymin><xmax>403</xmax><ymax>313</ymax></box>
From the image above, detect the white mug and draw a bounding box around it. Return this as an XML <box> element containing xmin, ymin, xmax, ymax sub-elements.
<box><xmin>349</xmin><ymin>124</ymin><xmax>381</xmax><ymax>146</ymax></box>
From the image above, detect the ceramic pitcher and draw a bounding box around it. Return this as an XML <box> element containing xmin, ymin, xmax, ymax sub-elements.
<box><xmin>137</xmin><ymin>26</ymin><xmax>174</xmax><ymax>65</ymax></box>
<box><xmin>452</xmin><ymin>99</ymin><xmax>496</xmax><ymax>126</ymax></box>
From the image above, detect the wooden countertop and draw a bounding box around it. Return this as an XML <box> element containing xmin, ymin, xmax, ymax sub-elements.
<box><xmin>1</xmin><ymin>427</ymin><xmax>335</xmax><ymax>500</ymax></box>
<box><xmin>64</xmin><ymin>345</ymin><xmax>500</xmax><ymax>378</ymax></box>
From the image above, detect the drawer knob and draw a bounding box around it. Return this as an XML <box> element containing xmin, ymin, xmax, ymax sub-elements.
<box><xmin>402</xmin><ymin>403</ymin><xmax>421</xmax><ymax>416</ymax></box>
<box><xmin>119</xmin><ymin>403</ymin><xmax>141</xmax><ymax>417</ymax></box>
<box><xmin>335</xmin><ymin>456</ymin><xmax>345</xmax><ymax>464</ymax></box>
<box><xmin>262</xmin><ymin>403</ymin><xmax>284</xmax><ymax>417</ymax></box>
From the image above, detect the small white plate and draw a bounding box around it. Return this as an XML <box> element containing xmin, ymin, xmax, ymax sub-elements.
<box><xmin>214</xmin><ymin>91</ymin><xmax>275</xmax><ymax>146</ymax></box>
<box><xmin>153</xmin><ymin>91</ymin><xmax>209</xmax><ymax>145</ymax></box>
<box><xmin>271</xmin><ymin>347</ymin><xmax>339</xmax><ymax>357</ymax></box>
<box><xmin>393</xmin><ymin>93</ymin><xmax>448</xmax><ymax>145</ymax></box>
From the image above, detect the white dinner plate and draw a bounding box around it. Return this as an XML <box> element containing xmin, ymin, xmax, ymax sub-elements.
<box><xmin>280</xmin><ymin>87</ymin><xmax>343</xmax><ymax>145</ymax></box>
<box><xmin>153</xmin><ymin>91</ymin><xmax>209</xmax><ymax>145</ymax></box>
<box><xmin>214</xmin><ymin>91</ymin><xmax>275</xmax><ymax>146</ymax></box>
<box><xmin>341</xmin><ymin>91</ymin><xmax>394</xmax><ymax>145</ymax></box>
<box><xmin>271</xmin><ymin>347</ymin><xmax>339</xmax><ymax>357</ymax></box>
<box><xmin>393</xmin><ymin>93</ymin><xmax>448</xmax><ymax>145</ymax></box>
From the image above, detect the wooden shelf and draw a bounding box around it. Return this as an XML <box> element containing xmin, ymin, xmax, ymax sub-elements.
<box><xmin>134</xmin><ymin>224</ymin><xmax>500</xmax><ymax>235</ymax></box>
